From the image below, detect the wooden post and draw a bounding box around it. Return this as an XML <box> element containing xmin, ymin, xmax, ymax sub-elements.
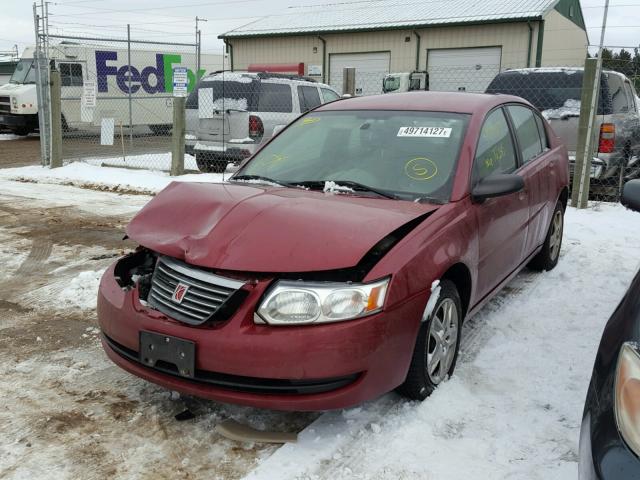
<box><xmin>171</xmin><ymin>96</ymin><xmax>186</xmax><ymax>176</ymax></box>
<box><xmin>49</xmin><ymin>68</ymin><xmax>63</xmax><ymax>168</ymax></box>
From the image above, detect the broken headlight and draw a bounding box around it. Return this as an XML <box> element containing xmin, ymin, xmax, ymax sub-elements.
<box><xmin>113</xmin><ymin>248</ymin><xmax>157</xmax><ymax>300</ymax></box>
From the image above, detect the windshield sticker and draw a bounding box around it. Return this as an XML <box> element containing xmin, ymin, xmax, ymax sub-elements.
<box><xmin>405</xmin><ymin>157</ymin><xmax>438</xmax><ymax>181</ymax></box>
<box><xmin>300</xmin><ymin>117</ymin><xmax>321</xmax><ymax>126</ymax></box>
<box><xmin>397</xmin><ymin>127</ymin><xmax>452</xmax><ymax>138</ymax></box>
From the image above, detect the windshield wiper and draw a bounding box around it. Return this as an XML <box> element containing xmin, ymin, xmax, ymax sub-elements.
<box><xmin>230</xmin><ymin>174</ymin><xmax>292</xmax><ymax>187</ymax></box>
<box><xmin>295</xmin><ymin>180</ymin><xmax>398</xmax><ymax>199</ymax></box>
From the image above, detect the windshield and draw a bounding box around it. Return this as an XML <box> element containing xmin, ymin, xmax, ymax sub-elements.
<box><xmin>486</xmin><ymin>71</ymin><xmax>612</xmax><ymax>115</ymax></box>
<box><xmin>237</xmin><ymin>110</ymin><xmax>470</xmax><ymax>202</ymax></box>
<box><xmin>383</xmin><ymin>76</ymin><xmax>400</xmax><ymax>93</ymax></box>
<box><xmin>10</xmin><ymin>58</ymin><xmax>36</xmax><ymax>84</ymax></box>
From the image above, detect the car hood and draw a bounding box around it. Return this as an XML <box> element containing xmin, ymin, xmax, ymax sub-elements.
<box><xmin>126</xmin><ymin>182</ymin><xmax>439</xmax><ymax>273</ymax></box>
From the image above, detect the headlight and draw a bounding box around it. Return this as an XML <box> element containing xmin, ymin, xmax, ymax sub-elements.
<box><xmin>615</xmin><ymin>342</ymin><xmax>640</xmax><ymax>455</ymax></box>
<box><xmin>256</xmin><ymin>278</ymin><xmax>389</xmax><ymax>325</ymax></box>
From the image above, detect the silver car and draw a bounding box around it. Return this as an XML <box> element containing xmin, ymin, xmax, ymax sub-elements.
<box><xmin>486</xmin><ymin>68</ymin><xmax>640</xmax><ymax>187</ymax></box>
<box><xmin>186</xmin><ymin>72</ymin><xmax>340</xmax><ymax>173</ymax></box>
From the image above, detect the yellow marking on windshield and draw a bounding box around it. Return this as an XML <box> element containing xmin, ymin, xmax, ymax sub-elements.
<box><xmin>300</xmin><ymin>117</ymin><xmax>321</xmax><ymax>126</ymax></box>
<box><xmin>405</xmin><ymin>157</ymin><xmax>438</xmax><ymax>181</ymax></box>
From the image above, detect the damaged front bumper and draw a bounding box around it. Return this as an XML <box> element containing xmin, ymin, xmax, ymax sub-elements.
<box><xmin>98</xmin><ymin>254</ymin><xmax>425</xmax><ymax>411</ymax></box>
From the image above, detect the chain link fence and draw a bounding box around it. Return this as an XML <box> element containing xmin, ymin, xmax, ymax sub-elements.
<box><xmin>31</xmin><ymin>28</ymin><xmax>640</xmax><ymax>202</ymax></box>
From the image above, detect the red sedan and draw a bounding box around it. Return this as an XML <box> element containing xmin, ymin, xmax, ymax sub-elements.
<box><xmin>98</xmin><ymin>92</ymin><xmax>569</xmax><ymax>411</ymax></box>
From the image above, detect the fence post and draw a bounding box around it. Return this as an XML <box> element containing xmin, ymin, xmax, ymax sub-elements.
<box><xmin>571</xmin><ymin>57</ymin><xmax>598</xmax><ymax>208</ymax></box>
<box><xmin>171</xmin><ymin>96</ymin><xmax>185</xmax><ymax>176</ymax></box>
<box><xmin>49</xmin><ymin>68</ymin><xmax>63</xmax><ymax>168</ymax></box>
<box><xmin>343</xmin><ymin>67</ymin><xmax>356</xmax><ymax>96</ymax></box>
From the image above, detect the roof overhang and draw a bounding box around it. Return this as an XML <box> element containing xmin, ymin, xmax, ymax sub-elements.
<box><xmin>219</xmin><ymin>16</ymin><xmax>545</xmax><ymax>40</ymax></box>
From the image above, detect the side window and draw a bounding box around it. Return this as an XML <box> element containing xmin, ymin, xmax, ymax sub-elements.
<box><xmin>297</xmin><ymin>85</ymin><xmax>322</xmax><ymax>112</ymax></box>
<box><xmin>475</xmin><ymin>108</ymin><xmax>517</xmax><ymax>181</ymax></box>
<box><xmin>534</xmin><ymin>114</ymin><xmax>549</xmax><ymax>150</ymax></box>
<box><xmin>59</xmin><ymin>63</ymin><xmax>83</xmax><ymax>87</ymax></box>
<box><xmin>609</xmin><ymin>76</ymin><xmax>630</xmax><ymax>113</ymax></box>
<box><xmin>321</xmin><ymin>88</ymin><xmax>340</xmax><ymax>103</ymax></box>
<box><xmin>507</xmin><ymin>105</ymin><xmax>543</xmax><ymax>163</ymax></box>
<box><xmin>624</xmin><ymin>82</ymin><xmax>636</xmax><ymax>112</ymax></box>
<box><xmin>409</xmin><ymin>77</ymin><xmax>421</xmax><ymax>91</ymax></box>
<box><xmin>257</xmin><ymin>83</ymin><xmax>292</xmax><ymax>113</ymax></box>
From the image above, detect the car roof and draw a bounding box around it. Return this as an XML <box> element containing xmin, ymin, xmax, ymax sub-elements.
<box><xmin>498</xmin><ymin>67</ymin><xmax>628</xmax><ymax>79</ymax></box>
<box><xmin>317</xmin><ymin>91</ymin><xmax>529</xmax><ymax>115</ymax></box>
<box><xmin>202</xmin><ymin>71</ymin><xmax>332</xmax><ymax>87</ymax></box>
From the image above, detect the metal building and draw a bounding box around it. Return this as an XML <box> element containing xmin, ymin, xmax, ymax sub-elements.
<box><xmin>219</xmin><ymin>0</ymin><xmax>588</xmax><ymax>95</ymax></box>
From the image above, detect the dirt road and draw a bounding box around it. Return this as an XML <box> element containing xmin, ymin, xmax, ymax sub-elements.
<box><xmin>0</xmin><ymin>181</ymin><xmax>316</xmax><ymax>480</ymax></box>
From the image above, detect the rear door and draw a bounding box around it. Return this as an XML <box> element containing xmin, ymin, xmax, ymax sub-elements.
<box><xmin>256</xmin><ymin>81</ymin><xmax>294</xmax><ymax>141</ymax></box>
<box><xmin>297</xmin><ymin>85</ymin><xmax>323</xmax><ymax>113</ymax></box>
<box><xmin>505</xmin><ymin>104</ymin><xmax>552</xmax><ymax>254</ymax></box>
<box><xmin>473</xmin><ymin>107</ymin><xmax>529</xmax><ymax>300</ymax></box>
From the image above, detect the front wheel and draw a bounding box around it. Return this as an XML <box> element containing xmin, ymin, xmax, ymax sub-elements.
<box><xmin>397</xmin><ymin>280</ymin><xmax>462</xmax><ymax>401</ymax></box>
<box><xmin>528</xmin><ymin>201</ymin><xmax>564</xmax><ymax>271</ymax></box>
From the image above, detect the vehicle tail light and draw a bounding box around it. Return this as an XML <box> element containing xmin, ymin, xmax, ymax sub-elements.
<box><xmin>615</xmin><ymin>343</ymin><xmax>640</xmax><ymax>456</ymax></box>
<box><xmin>249</xmin><ymin>115</ymin><xmax>263</xmax><ymax>141</ymax></box>
<box><xmin>598</xmin><ymin>123</ymin><xmax>615</xmax><ymax>153</ymax></box>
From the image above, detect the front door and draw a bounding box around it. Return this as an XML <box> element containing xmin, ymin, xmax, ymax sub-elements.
<box><xmin>474</xmin><ymin>107</ymin><xmax>529</xmax><ymax>300</ymax></box>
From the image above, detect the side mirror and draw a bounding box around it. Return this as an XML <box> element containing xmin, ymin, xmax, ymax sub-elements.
<box><xmin>622</xmin><ymin>179</ymin><xmax>640</xmax><ymax>212</ymax></box>
<box><xmin>472</xmin><ymin>174</ymin><xmax>524</xmax><ymax>202</ymax></box>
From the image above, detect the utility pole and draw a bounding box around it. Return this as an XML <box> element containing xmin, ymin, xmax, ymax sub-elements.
<box><xmin>195</xmin><ymin>16</ymin><xmax>207</xmax><ymax>72</ymax></box>
<box><xmin>574</xmin><ymin>0</ymin><xmax>610</xmax><ymax>207</ymax></box>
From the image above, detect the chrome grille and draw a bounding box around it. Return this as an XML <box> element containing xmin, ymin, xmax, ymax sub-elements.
<box><xmin>149</xmin><ymin>256</ymin><xmax>245</xmax><ymax>325</ymax></box>
<box><xmin>0</xmin><ymin>96</ymin><xmax>10</xmax><ymax>114</ymax></box>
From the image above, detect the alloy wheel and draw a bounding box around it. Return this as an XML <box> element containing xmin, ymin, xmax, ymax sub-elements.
<box><xmin>426</xmin><ymin>298</ymin><xmax>459</xmax><ymax>385</ymax></box>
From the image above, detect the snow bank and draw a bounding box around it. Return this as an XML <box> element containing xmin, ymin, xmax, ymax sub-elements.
<box><xmin>542</xmin><ymin>98</ymin><xmax>581</xmax><ymax>120</ymax></box>
<box><xmin>0</xmin><ymin>134</ymin><xmax>21</xmax><ymax>141</ymax></box>
<box><xmin>58</xmin><ymin>270</ymin><xmax>105</xmax><ymax>310</ymax></box>
<box><xmin>0</xmin><ymin>163</ymin><xmax>227</xmax><ymax>194</ymax></box>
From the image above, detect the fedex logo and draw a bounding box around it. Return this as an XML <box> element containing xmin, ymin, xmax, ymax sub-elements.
<box><xmin>95</xmin><ymin>50</ymin><xmax>205</xmax><ymax>94</ymax></box>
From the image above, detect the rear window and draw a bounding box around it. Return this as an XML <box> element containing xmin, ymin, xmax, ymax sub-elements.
<box><xmin>486</xmin><ymin>70</ymin><xmax>613</xmax><ymax>115</ymax></box>
<box><xmin>187</xmin><ymin>77</ymin><xmax>259</xmax><ymax>111</ymax></box>
<box><xmin>187</xmin><ymin>77</ymin><xmax>294</xmax><ymax>113</ymax></box>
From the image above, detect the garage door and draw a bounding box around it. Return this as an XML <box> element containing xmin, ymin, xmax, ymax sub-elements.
<box><xmin>427</xmin><ymin>47</ymin><xmax>502</xmax><ymax>93</ymax></box>
<box><xmin>329</xmin><ymin>52</ymin><xmax>390</xmax><ymax>96</ymax></box>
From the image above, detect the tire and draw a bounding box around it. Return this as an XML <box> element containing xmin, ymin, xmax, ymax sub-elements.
<box><xmin>195</xmin><ymin>153</ymin><xmax>228</xmax><ymax>174</ymax></box>
<box><xmin>149</xmin><ymin>124</ymin><xmax>171</xmax><ymax>136</ymax></box>
<box><xmin>12</xmin><ymin>127</ymin><xmax>30</xmax><ymax>136</ymax></box>
<box><xmin>397</xmin><ymin>280</ymin><xmax>462</xmax><ymax>401</ymax></box>
<box><xmin>528</xmin><ymin>201</ymin><xmax>564</xmax><ymax>272</ymax></box>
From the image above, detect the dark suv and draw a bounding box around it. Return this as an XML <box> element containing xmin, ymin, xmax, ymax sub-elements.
<box><xmin>487</xmin><ymin>68</ymin><xmax>640</xmax><ymax>188</ymax></box>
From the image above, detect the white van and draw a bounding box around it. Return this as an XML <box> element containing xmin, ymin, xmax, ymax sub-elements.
<box><xmin>0</xmin><ymin>45</ymin><xmax>226</xmax><ymax>136</ymax></box>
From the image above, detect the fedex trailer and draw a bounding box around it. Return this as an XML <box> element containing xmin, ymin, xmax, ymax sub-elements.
<box><xmin>0</xmin><ymin>44</ymin><xmax>226</xmax><ymax>135</ymax></box>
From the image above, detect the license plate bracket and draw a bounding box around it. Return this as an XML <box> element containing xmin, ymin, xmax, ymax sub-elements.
<box><xmin>139</xmin><ymin>331</ymin><xmax>195</xmax><ymax>378</ymax></box>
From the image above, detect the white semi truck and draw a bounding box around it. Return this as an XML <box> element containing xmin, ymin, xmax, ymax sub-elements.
<box><xmin>382</xmin><ymin>71</ymin><xmax>429</xmax><ymax>94</ymax></box>
<box><xmin>0</xmin><ymin>45</ymin><xmax>226</xmax><ymax>135</ymax></box>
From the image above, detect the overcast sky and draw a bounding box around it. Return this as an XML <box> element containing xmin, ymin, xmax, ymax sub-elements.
<box><xmin>0</xmin><ymin>0</ymin><xmax>638</xmax><ymax>56</ymax></box>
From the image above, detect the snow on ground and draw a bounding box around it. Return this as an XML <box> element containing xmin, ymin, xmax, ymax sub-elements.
<box><xmin>58</xmin><ymin>270</ymin><xmax>106</xmax><ymax>310</ymax></box>
<box><xmin>0</xmin><ymin>134</ymin><xmax>21</xmax><ymax>141</ymax></box>
<box><xmin>0</xmin><ymin>162</ymin><xmax>227</xmax><ymax>194</ymax></box>
<box><xmin>247</xmin><ymin>203</ymin><xmax>640</xmax><ymax>480</ymax></box>
<box><xmin>1</xmin><ymin>167</ymin><xmax>639</xmax><ymax>479</ymax></box>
